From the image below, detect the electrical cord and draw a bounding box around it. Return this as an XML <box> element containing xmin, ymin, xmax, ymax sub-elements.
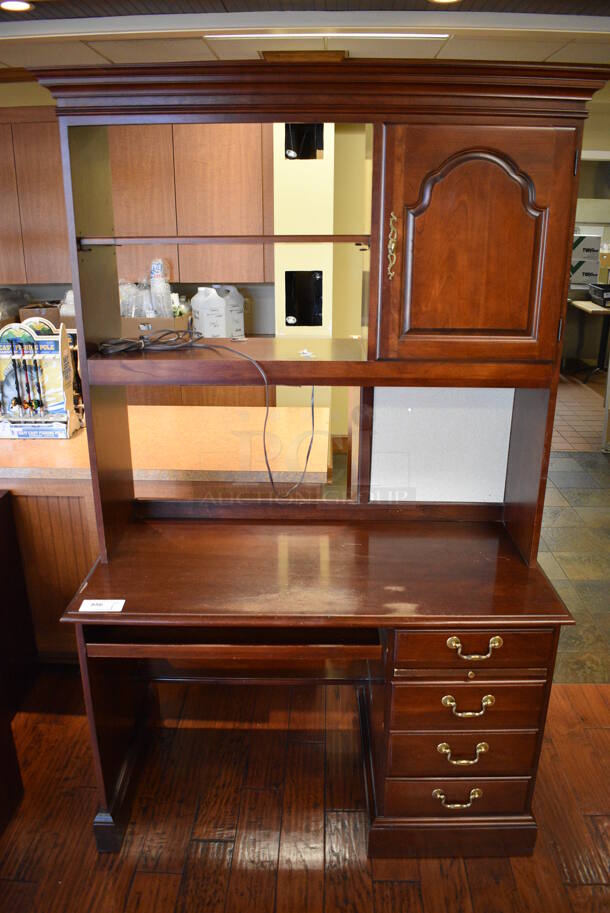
<box><xmin>98</xmin><ymin>329</ymin><xmax>315</xmax><ymax>498</ymax></box>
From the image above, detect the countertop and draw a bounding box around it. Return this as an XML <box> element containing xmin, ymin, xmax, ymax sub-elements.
<box><xmin>0</xmin><ymin>405</ymin><xmax>330</xmax><ymax>484</ymax></box>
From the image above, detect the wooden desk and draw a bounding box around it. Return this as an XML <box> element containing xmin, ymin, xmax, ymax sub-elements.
<box><xmin>63</xmin><ymin>518</ymin><xmax>571</xmax><ymax>858</ymax></box>
<box><xmin>568</xmin><ymin>298</ymin><xmax>610</xmax><ymax>374</ymax></box>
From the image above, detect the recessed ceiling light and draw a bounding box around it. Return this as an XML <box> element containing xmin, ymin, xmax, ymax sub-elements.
<box><xmin>205</xmin><ymin>32</ymin><xmax>449</xmax><ymax>40</ymax></box>
<box><xmin>0</xmin><ymin>0</ymin><xmax>33</xmax><ymax>10</ymax></box>
<box><xmin>427</xmin><ymin>0</ymin><xmax>462</xmax><ymax>4</ymax></box>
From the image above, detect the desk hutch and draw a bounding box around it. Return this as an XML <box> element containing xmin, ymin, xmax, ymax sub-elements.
<box><xmin>34</xmin><ymin>59</ymin><xmax>608</xmax><ymax>858</ymax></box>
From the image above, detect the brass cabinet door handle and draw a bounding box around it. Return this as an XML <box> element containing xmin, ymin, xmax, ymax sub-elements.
<box><xmin>446</xmin><ymin>635</ymin><xmax>503</xmax><ymax>661</ymax></box>
<box><xmin>441</xmin><ymin>693</ymin><xmax>495</xmax><ymax>718</ymax></box>
<box><xmin>387</xmin><ymin>211</ymin><xmax>398</xmax><ymax>280</ymax></box>
<box><xmin>437</xmin><ymin>741</ymin><xmax>489</xmax><ymax>766</ymax></box>
<box><xmin>432</xmin><ymin>787</ymin><xmax>483</xmax><ymax>810</ymax></box>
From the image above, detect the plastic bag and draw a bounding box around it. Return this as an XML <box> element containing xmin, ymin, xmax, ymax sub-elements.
<box><xmin>119</xmin><ymin>281</ymin><xmax>141</xmax><ymax>317</ymax></box>
<box><xmin>60</xmin><ymin>289</ymin><xmax>75</xmax><ymax>320</ymax></box>
<box><xmin>0</xmin><ymin>288</ymin><xmax>30</xmax><ymax>325</ymax></box>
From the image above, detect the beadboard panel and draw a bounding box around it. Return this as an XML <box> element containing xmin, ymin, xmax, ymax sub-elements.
<box><xmin>10</xmin><ymin>485</ymin><xmax>98</xmax><ymax>657</ymax></box>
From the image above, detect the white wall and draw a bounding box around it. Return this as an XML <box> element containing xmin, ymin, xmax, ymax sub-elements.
<box><xmin>370</xmin><ymin>387</ymin><xmax>515</xmax><ymax>502</ymax></box>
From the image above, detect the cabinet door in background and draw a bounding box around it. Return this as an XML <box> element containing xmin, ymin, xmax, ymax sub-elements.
<box><xmin>12</xmin><ymin>122</ymin><xmax>71</xmax><ymax>284</ymax></box>
<box><xmin>108</xmin><ymin>124</ymin><xmax>179</xmax><ymax>281</ymax></box>
<box><xmin>174</xmin><ymin>123</ymin><xmax>264</xmax><ymax>283</ymax></box>
<box><xmin>0</xmin><ymin>125</ymin><xmax>26</xmax><ymax>284</ymax></box>
<box><xmin>377</xmin><ymin>124</ymin><xmax>578</xmax><ymax>362</ymax></box>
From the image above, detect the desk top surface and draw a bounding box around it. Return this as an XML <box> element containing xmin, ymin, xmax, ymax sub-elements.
<box><xmin>568</xmin><ymin>298</ymin><xmax>609</xmax><ymax>316</ymax></box>
<box><xmin>64</xmin><ymin>519</ymin><xmax>569</xmax><ymax>629</ymax></box>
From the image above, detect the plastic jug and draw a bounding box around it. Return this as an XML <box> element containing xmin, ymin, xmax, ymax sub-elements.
<box><xmin>191</xmin><ymin>286</ymin><xmax>244</xmax><ymax>339</ymax></box>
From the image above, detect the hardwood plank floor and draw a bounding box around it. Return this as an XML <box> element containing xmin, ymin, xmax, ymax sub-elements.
<box><xmin>0</xmin><ymin>671</ymin><xmax>607</xmax><ymax>913</ymax></box>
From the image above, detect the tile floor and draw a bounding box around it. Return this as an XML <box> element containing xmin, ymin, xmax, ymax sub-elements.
<box><xmin>551</xmin><ymin>374</ymin><xmax>607</xmax><ymax>451</ymax></box>
<box><xmin>541</xmin><ymin>375</ymin><xmax>609</xmax><ymax>683</ymax></box>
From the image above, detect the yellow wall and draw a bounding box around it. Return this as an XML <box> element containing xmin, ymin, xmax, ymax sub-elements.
<box><xmin>273</xmin><ymin>122</ymin><xmax>335</xmax><ymax>235</ymax></box>
<box><xmin>332</xmin><ymin>123</ymin><xmax>372</xmax><ymax>340</ymax></box>
<box><xmin>333</xmin><ymin>123</ymin><xmax>372</xmax><ymax>236</ymax></box>
<box><xmin>583</xmin><ymin>107</ymin><xmax>610</xmax><ymax>152</ymax></box>
<box><xmin>0</xmin><ymin>81</ymin><xmax>54</xmax><ymax>106</ymax></box>
<box><xmin>274</xmin><ymin>122</ymin><xmax>373</xmax><ymax>437</ymax></box>
<box><xmin>331</xmin><ymin>124</ymin><xmax>373</xmax><ymax>435</ymax></box>
<box><xmin>273</xmin><ymin>242</ymin><xmax>334</xmax><ymax>339</ymax></box>
<box><xmin>273</xmin><ymin>122</ymin><xmax>335</xmax><ymax>339</ymax></box>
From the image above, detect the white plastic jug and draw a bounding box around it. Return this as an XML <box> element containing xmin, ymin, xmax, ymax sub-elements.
<box><xmin>191</xmin><ymin>286</ymin><xmax>244</xmax><ymax>339</ymax></box>
<box><xmin>219</xmin><ymin>285</ymin><xmax>245</xmax><ymax>339</ymax></box>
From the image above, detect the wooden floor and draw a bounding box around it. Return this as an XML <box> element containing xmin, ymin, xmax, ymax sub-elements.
<box><xmin>0</xmin><ymin>670</ymin><xmax>608</xmax><ymax>913</ymax></box>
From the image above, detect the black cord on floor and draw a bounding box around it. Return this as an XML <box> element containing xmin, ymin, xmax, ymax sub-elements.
<box><xmin>98</xmin><ymin>330</ymin><xmax>315</xmax><ymax>498</ymax></box>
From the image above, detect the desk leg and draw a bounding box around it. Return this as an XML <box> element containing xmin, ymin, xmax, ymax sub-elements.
<box><xmin>598</xmin><ymin>314</ymin><xmax>610</xmax><ymax>370</ymax></box>
<box><xmin>75</xmin><ymin>625</ymin><xmax>150</xmax><ymax>852</ymax></box>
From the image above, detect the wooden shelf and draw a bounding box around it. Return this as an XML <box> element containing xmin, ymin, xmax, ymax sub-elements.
<box><xmin>87</xmin><ymin>337</ymin><xmax>554</xmax><ymax>387</ymax></box>
<box><xmin>63</xmin><ymin>518</ymin><xmax>570</xmax><ymax>628</ymax></box>
<box><xmin>79</xmin><ymin>234</ymin><xmax>370</xmax><ymax>247</ymax></box>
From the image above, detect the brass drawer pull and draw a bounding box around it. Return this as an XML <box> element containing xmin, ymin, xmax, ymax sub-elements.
<box><xmin>387</xmin><ymin>211</ymin><xmax>398</xmax><ymax>280</ymax></box>
<box><xmin>446</xmin><ymin>635</ymin><xmax>503</xmax><ymax>661</ymax></box>
<box><xmin>432</xmin><ymin>787</ymin><xmax>483</xmax><ymax>810</ymax></box>
<box><xmin>441</xmin><ymin>693</ymin><xmax>495</xmax><ymax>718</ymax></box>
<box><xmin>437</xmin><ymin>741</ymin><xmax>489</xmax><ymax>766</ymax></box>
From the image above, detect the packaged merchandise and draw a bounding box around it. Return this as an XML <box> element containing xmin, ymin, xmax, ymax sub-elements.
<box><xmin>0</xmin><ymin>317</ymin><xmax>82</xmax><ymax>439</ymax></box>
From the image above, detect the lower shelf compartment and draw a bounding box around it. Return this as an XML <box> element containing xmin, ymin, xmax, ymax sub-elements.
<box><xmin>83</xmin><ymin>625</ymin><xmax>383</xmax><ymax>679</ymax></box>
<box><xmin>145</xmin><ymin>657</ymin><xmax>380</xmax><ymax>685</ymax></box>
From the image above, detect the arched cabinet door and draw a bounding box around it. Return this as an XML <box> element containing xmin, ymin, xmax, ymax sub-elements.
<box><xmin>377</xmin><ymin>124</ymin><xmax>578</xmax><ymax>362</ymax></box>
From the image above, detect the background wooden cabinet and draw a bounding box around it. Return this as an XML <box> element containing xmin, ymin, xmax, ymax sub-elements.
<box><xmin>378</xmin><ymin>124</ymin><xmax>578</xmax><ymax>362</ymax></box>
<box><xmin>12</xmin><ymin>121</ymin><xmax>71</xmax><ymax>284</ymax></box>
<box><xmin>0</xmin><ymin>124</ymin><xmax>26</xmax><ymax>284</ymax></box>
<box><xmin>108</xmin><ymin>124</ymin><xmax>179</xmax><ymax>282</ymax></box>
<box><xmin>0</xmin><ymin>116</ymin><xmax>274</xmax><ymax>288</ymax></box>
<box><xmin>174</xmin><ymin>123</ymin><xmax>266</xmax><ymax>283</ymax></box>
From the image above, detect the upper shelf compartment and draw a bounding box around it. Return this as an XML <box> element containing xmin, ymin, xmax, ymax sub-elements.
<box><xmin>98</xmin><ymin>121</ymin><xmax>372</xmax><ymax>285</ymax></box>
<box><xmin>49</xmin><ymin>62</ymin><xmax>608</xmax><ymax>388</ymax></box>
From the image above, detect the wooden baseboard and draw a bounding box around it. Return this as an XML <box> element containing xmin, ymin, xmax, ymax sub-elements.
<box><xmin>367</xmin><ymin>818</ymin><xmax>538</xmax><ymax>858</ymax></box>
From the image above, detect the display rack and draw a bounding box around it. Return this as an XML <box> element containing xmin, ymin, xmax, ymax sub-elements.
<box><xmin>34</xmin><ymin>58</ymin><xmax>608</xmax><ymax>858</ymax></box>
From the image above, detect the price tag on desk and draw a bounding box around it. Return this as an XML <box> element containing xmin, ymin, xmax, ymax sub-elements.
<box><xmin>79</xmin><ymin>599</ymin><xmax>125</xmax><ymax>613</ymax></box>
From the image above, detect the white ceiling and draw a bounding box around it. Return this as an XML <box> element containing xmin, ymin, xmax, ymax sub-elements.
<box><xmin>0</xmin><ymin>29</ymin><xmax>608</xmax><ymax>68</ymax></box>
<box><xmin>87</xmin><ymin>37</ymin><xmax>216</xmax><ymax>64</ymax></box>
<box><xmin>0</xmin><ymin>10</ymin><xmax>608</xmax><ymax>68</ymax></box>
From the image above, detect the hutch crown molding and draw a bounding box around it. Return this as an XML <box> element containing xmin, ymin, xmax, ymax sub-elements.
<box><xmin>32</xmin><ymin>58</ymin><xmax>609</xmax><ymax>859</ymax></box>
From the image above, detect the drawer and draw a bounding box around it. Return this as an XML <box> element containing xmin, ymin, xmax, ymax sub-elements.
<box><xmin>390</xmin><ymin>682</ymin><xmax>546</xmax><ymax>731</ymax></box>
<box><xmin>388</xmin><ymin>730</ymin><xmax>539</xmax><ymax>777</ymax></box>
<box><xmin>384</xmin><ymin>777</ymin><xmax>530</xmax><ymax>817</ymax></box>
<box><xmin>394</xmin><ymin>629</ymin><xmax>554</xmax><ymax>670</ymax></box>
